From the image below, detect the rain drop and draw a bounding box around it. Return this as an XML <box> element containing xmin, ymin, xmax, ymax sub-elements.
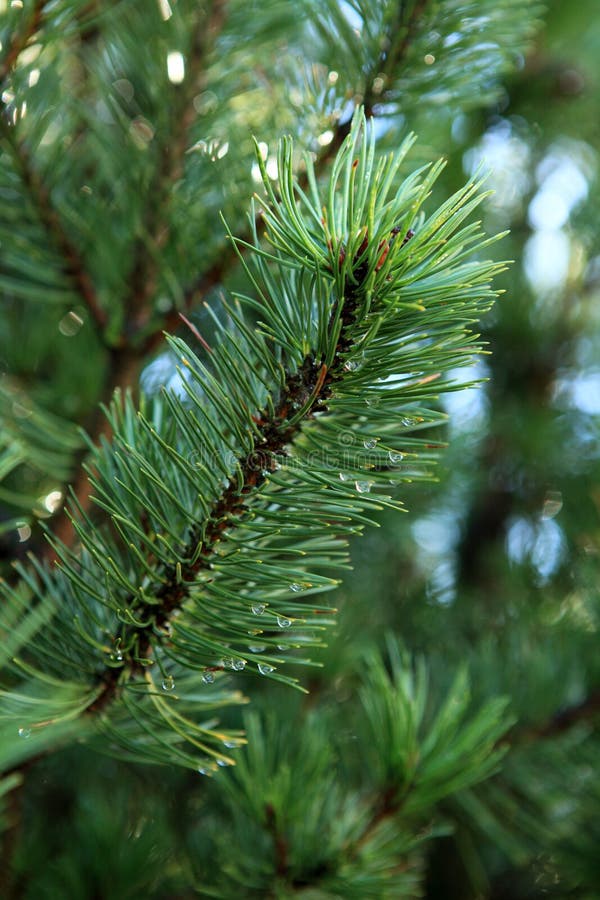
<box><xmin>290</xmin><ymin>583</ymin><xmax>304</xmax><ymax>592</ymax></box>
<box><xmin>339</xmin><ymin>472</ymin><xmax>349</xmax><ymax>481</ymax></box>
<box><xmin>217</xmin><ymin>758</ymin><xmax>232</xmax><ymax>767</ymax></box>
<box><xmin>389</xmin><ymin>451</ymin><xmax>404</xmax><ymax>463</ymax></box>
<box><xmin>18</xmin><ymin>727</ymin><xmax>31</xmax><ymax>740</ymax></box>
<box><xmin>344</xmin><ymin>360</ymin><xmax>358</xmax><ymax>372</ymax></box>
<box><xmin>248</xmin><ymin>644</ymin><xmax>266</xmax><ymax>653</ymax></box>
<box><xmin>221</xmin><ymin>657</ymin><xmax>234</xmax><ymax>669</ymax></box>
<box><xmin>231</xmin><ymin>659</ymin><xmax>246</xmax><ymax>671</ymax></box>
<box><xmin>251</xmin><ymin>603</ymin><xmax>266</xmax><ymax>615</ymax></box>
<box><xmin>363</xmin><ymin>439</ymin><xmax>377</xmax><ymax>450</ymax></box>
<box><xmin>223</xmin><ymin>739</ymin><xmax>242</xmax><ymax>749</ymax></box>
<box><xmin>202</xmin><ymin>670</ymin><xmax>215</xmax><ymax>684</ymax></box>
<box><xmin>365</xmin><ymin>396</ymin><xmax>380</xmax><ymax>407</ymax></box>
<box><xmin>258</xmin><ymin>663</ymin><xmax>275</xmax><ymax>675</ymax></box>
<box><xmin>161</xmin><ymin>675</ymin><xmax>175</xmax><ymax>692</ymax></box>
<box><xmin>277</xmin><ymin>616</ymin><xmax>292</xmax><ymax>628</ymax></box>
<box><xmin>355</xmin><ymin>481</ymin><xmax>372</xmax><ymax>493</ymax></box>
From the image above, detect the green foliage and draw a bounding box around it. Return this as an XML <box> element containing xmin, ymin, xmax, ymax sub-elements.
<box><xmin>11</xmin><ymin>750</ymin><xmax>183</xmax><ymax>900</ymax></box>
<box><xmin>189</xmin><ymin>644</ymin><xmax>511</xmax><ymax>898</ymax></box>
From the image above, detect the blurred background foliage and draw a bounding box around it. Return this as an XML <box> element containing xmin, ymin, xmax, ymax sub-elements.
<box><xmin>1</xmin><ymin>0</ymin><xmax>599</xmax><ymax>897</ymax></box>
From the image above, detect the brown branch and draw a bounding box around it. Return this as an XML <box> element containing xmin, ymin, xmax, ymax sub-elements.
<box><xmin>124</xmin><ymin>0</ymin><xmax>228</xmax><ymax>339</ymax></box>
<box><xmin>265</xmin><ymin>803</ymin><xmax>289</xmax><ymax>878</ymax></box>
<box><xmin>0</xmin><ymin>2</ymin><xmax>107</xmax><ymax>327</ymax></box>
<box><xmin>0</xmin><ymin>120</ymin><xmax>108</xmax><ymax>332</ymax></box>
<box><xmin>0</xmin><ymin>0</ymin><xmax>46</xmax><ymax>86</ymax></box>
<box><xmin>352</xmin><ymin>784</ymin><xmax>402</xmax><ymax>853</ymax></box>
<box><xmin>509</xmin><ymin>688</ymin><xmax>600</xmax><ymax>745</ymax></box>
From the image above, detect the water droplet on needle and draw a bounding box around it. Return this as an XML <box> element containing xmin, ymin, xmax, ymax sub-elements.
<box><xmin>161</xmin><ymin>675</ymin><xmax>175</xmax><ymax>692</ymax></box>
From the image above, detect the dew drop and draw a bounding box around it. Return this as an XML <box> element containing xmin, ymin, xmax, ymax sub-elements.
<box><xmin>217</xmin><ymin>758</ymin><xmax>232</xmax><ymax>767</ymax></box>
<box><xmin>277</xmin><ymin>644</ymin><xmax>289</xmax><ymax>651</ymax></box>
<box><xmin>365</xmin><ymin>396</ymin><xmax>380</xmax><ymax>407</ymax></box>
<box><xmin>251</xmin><ymin>603</ymin><xmax>266</xmax><ymax>615</ymax></box>
<box><xmin>355</xmin><ymin>481</ymin><xmax>372</xmax><ymax>493</ymax></box>
<box><xmin>18</xmin><ymin>727</ymin><xmax>31</xmax><ymax>740</ymax></box>
<box><xmin>400</xmin><ymin>416</ymin><xmax>415</xmax><ymax>427</ymax></box>
<box><xmin>258</xmin><ymin>663</ymin><xmax>275</xmax><ymax>675</ymax></box>
<box><xmin>224</xmin><ymin>739</ymin><xmax>242</xmax><ymax>749</ymax></box>
<box><xmin>161</xmin><ymin>675</ymin><xmax>175</xmax><ymax>692</ymax></box>
<box><xmin>277</xmin><ymin>616</ymin><xmax>292</xmax><ymax>628</ymax></box>
<box><xmin>198</xmin><ymin>766</ymin><xmax>210</xmax><ymax>776</ymax></box>
<box><xmin>221</xmin><ymin>657</ymin><xmax>234</xmax><ymax>669</ymax></box>
<box><xmin>344</xmin><ymin>360</ymin><xmax>358</xmax><ymax>372</ymax></box>
<box><xmin>202</xmin><ymin>670</ymin><xmax>215</xmax><ymax>684</ymax></box>
<box><xmin>339</xmin><ymin>472</ymin><xmax>349</xmax><ymax>482</ymax></box>
<box><xmin>248</xmin><ymin>644</ymin><xmax>266</xmax><ymax>653</ymax></box>
<box><xmin>112</xmin><ymin>638</ymin><xmax>124</xmax><ymax>662</ymax></box>
<box><xmin>231</xmin><ymin>659</ymin><xmax>246</xmax><ymax>671</ymax></box>
<box><xmin>363</xmin><ymin>439</ymin><xmax>377</xmax><ymax>450</ymax></box>
<box><xmin>290</xmin><ymin>583</ymin><xmax>304</xmax><ymax>593</ymax></box>
<box><xmin>389</xmin><ymin>451</ymin><xmax>404</xmax><ymax>463</ymax></box>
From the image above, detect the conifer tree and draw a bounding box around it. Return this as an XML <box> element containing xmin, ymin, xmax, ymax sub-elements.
<box><xmin>1</xmin><ymin>1</ymin><xmax>598</xmax><ymax>897</ymax></box>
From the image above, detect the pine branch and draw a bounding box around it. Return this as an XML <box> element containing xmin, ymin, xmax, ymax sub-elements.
<box><xmin>86</xmin><ymin>235</ymin><xmax>383</xmax><ymax>714</ymax></box>
<box><xmin>0</xmin><ymin>111</ymin><xmax>505</xmax><ymax>773</ymax></box>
